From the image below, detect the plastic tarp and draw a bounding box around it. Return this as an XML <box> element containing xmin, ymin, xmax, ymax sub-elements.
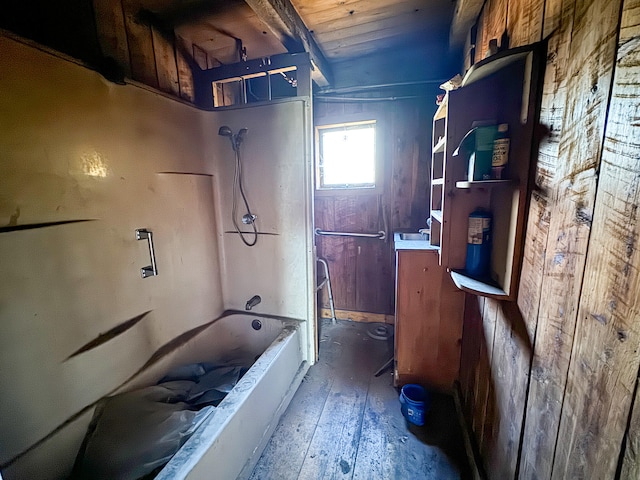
<box><xmin>73</xmin><ymin>364</ymin><xmax>246</xmax><ymax>480</ymax></box>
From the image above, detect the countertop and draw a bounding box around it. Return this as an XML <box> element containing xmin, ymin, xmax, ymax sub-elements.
<box><xmin>393</xmin><ymin>232</ymin><xmax>439</xmax><ymax>251</ymax></box>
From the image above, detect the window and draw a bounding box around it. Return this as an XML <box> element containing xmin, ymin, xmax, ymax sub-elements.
<box><xmin>316</xmin><ymin>121</ymin><xmax>377</xmax><ymax>190</ymax></box>
<box><xmin>212</xmin><ymin>67</ymin><xmax>298</xmax><ymax>107</ymax></box>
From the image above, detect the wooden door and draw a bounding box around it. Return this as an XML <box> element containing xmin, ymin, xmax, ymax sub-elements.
<box><xmin>315</xmin><ymin>193</ymin><xmax>393</xmax><ymax>316</ymax></box>
<box><xmin>314</xmin><ymin>99</ymin><xmax>433</xmax><ymax>320</ymax></box>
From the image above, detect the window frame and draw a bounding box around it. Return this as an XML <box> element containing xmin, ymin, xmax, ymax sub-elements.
<box><xmin>314</xmin><ymin>120</ymin><xmax>381</xmax><ymax>194</ymax></box>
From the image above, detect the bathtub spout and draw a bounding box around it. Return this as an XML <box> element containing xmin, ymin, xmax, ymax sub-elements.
<box><xmin>245</xmin><ymin>295</ymin><xmax>261</xmax><ymax>310</ymax></box>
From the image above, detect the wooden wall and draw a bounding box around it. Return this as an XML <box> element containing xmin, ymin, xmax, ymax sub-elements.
<box><xmin>314</xmin><ymin>97</ymin><xmax>433</xmax><ymax>316</ymax></box>
<box><xmin>458</xmin><ymin>0</ymin><xmax>640</xmax><ymax>478</ymax></box>
<box><xmin>93</xmin><ymin>0</ymin><xmax>195</xmax><ymax>102</ymax></box>
<box><xmin>0</xmin><ymin>0</ymin><xmax>197</xmax><ymax>103</ymax></box>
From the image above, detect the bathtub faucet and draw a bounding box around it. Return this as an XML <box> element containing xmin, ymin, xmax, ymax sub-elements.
<box><xmin>245</xmin><ymin>295</ymin><xmax>261</xmax><ymax>311</ymax></box>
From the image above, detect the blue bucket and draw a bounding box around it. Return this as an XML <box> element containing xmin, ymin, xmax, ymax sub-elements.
<box><xmin>399</xmin><ymin>384</ymin><xmax>430</xmax><ymax>426</ymax></box>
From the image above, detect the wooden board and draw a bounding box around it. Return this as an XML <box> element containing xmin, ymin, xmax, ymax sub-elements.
<box><xmin>151</xmin><ymin>27</ymin><xmax>180</xmax><ymax>96</ymax></box>
<box><xmin>395</xmin><ymin>250</ymin><xmax>464</xmax><ymax>391</ymax></box>
<box><xmin>474</xmin><ymin>7</ymin><xmax>486</xmax><ymax>65</ymax></box>
<box><xmin>122</xmin><ymin>0</ymin><xmax>158</xmax><ymax>88</ymax></box>
<box><xmin>175</xmin><ymin>42</ymin><xmax>195</xmax><ymax>103</ymax></box>
<box><xmin>515</xmin><ymin>1</ymin><xmax>570</xmax><ymax>477</ymax></box>
<box><xmin>459</xmin><ymin>294</ymin><xmax>484</xmax><ymax>426</ymax></box>
<box><xmin>92</xmin><ymin>0</ymin><xmax>132</xmax><ymax>78</ymax></box>
<box><xmin>507</xmin><ymin>0</ymin><xmax>544</xmax><ymax>48</ymax></box>
<box><xmin>615</xmin><ymin>3</ymin><xmax>640</xmax><ymax>477</ymax></box>
<box><xmin>622</xmin><ymin>380</ymin><xmax>640</xmax><ymax>479</ymax></box>
<box><xmin>521</xmin><ymin>0</ymin><xmax>623</xmax><ymax>477</ymax></box>
<box><xmin>293</xmin><ymin>0</ymin><xmax>452</xmax><ymax>60</ymax></box>
<box><xmin>478</xmin><ymin>298</ymin><xmax>498</xmax><ymax>459</ymax></box>
<box><xmin>551</xmin><ymin>0</ymin><xmax>639</xmax><ymax>476</ymax></box>
<box><xmin>477</xmin><ymin>0</ymin><xmax>507</xmax><ymax>59</ymax></box>
<box><xmin>319</xmin><ymin>308</ymin><xmax>394</xmax><ymax>324</ymax></box>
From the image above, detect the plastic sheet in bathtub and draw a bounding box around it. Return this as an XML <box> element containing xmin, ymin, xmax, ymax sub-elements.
<box><xmin>72</xmin><ymin>365</ymin><xmax>247</xmax><ymax>480</ymax></box>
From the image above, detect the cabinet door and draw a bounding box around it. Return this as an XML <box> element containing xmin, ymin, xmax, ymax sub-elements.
<box><xmin>395</xmin><ymin>250</ymin><xmax>464</xmax><ymax>390</ymax></box>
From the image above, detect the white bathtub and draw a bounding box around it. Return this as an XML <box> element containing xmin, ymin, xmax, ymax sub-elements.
<box><xmin>2</xmin><ymin>312</ymin><xmax>306</xmax><ymax>480</ymax></box>
<box><xmin>146</xmin><ymin>312</ymin><xmax>307</xmax><ymax>480</ymax></box>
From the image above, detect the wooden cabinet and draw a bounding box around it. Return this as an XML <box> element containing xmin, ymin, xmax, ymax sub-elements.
<box><xmin>394</xmin><ymin>249</ymin><xmax>464</xmax><ymax>391</ymax></box>
<box><xmin>429</xmin><ymin>44</ymin><xmax>544</xmax><ymax>300</ymax></box>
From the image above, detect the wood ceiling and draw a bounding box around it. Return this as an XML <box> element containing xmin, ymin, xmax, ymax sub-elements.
<box><xmin>150</xmin><ymin>0</ymin><xmax>456</xmax><ymax>86</ymax></box>
<box><xmin>1</xmin><ymin>0</ymin><xmax>462</xmax><ymax>93</ymax></box>
<box><xmin>295</xmin><ymin>0</ymin><xmax>453</xmax><ymax>60</ymax></box>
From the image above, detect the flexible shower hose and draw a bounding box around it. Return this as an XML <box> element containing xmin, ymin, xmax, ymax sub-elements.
<box><xmin>232</xmin><ymin>147</ymin><xmax>258</xmax><ymax>246</ymax></box>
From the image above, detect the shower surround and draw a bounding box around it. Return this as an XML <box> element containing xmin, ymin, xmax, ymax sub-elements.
<box><xmin>0</xmin><ymin>34</ymin><xmax>315</xmax><ymax>479</ymax></box>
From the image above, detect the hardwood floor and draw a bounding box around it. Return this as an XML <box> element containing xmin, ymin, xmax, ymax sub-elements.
<box><xmin>247</xmin><ymin>319</ymin><xmax>470</xmax><ymax>479</ymax></box>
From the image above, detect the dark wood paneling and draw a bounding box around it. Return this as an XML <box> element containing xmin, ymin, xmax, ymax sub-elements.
<box><xmin>151</xmin><ymin>27</ymin><xmax>180</xmax><ymax>96</ymax></box>
<box><xmin>175</xmin><ymin>36</ymin><xmax>196</xmax><ymax>103</ymax></box>
<box><xmin>459</xmin><ymin>294</ymin><xmax>484</xmax><ymax>425</ymax></box>
<box><xmin>122</xmin><ymin>0</ymin><xmax>159</xmax><ymax>88</ymax></box>
<box><xmin>93</xmin><ymin>0</ymin><xmax>132</xmax><ymax>78</ymax></box>
<box><xmin>314</xmin><ymin>98</ymin><xmax>432</xmax><ymax>316</ymax></box>
<box><xmin>92</xmin><ymin>0</ymin><xmax>194</xmax><ymax>101</ymax></box>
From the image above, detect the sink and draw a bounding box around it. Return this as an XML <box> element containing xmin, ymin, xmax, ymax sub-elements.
<box><xmin>399</xmin><ymin>232</ymin><xmax>428</xmax><ymax>241</ymax></box>
<box><xmin>394</xmin><ymin>231</ymin><xmax>435</xmax><ymax>251</ymax></box>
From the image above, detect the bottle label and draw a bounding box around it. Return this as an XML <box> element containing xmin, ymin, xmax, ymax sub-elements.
<box><xmin>468</xmin><ymin>217</ymin><xmax>484</xmax><ymax>244</ymax></box>
<box><xmin>468</xmin><ymin>216</ymin><xmax>491</xmax><ymax>244</ymax></box>
<box><xmin>492</xmin><ymin>138</ymin><xmax>510</xmax><ymax>166</ymax></box>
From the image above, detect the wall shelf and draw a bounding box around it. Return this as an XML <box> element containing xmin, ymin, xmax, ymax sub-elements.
<box><xmin>433</xmin><ymin>137</ymin><xmax>446</xmax><ymax>153</ymax></box>
<box><xmin>429</xmin><ymin>43</ymin><xmax>544</xmax><ymax>301</ymax></box>
<box><xmin>455</xmin><ymin>179</ymin><xmax>516</xmax><ymax>189</ymax></box>
<box><xmin>450</xmin><ymin>270</ymin><xmax>509</xmax><ymax>300</ymax></box>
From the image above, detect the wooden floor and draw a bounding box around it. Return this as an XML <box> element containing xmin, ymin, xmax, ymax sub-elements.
<box><xmin>247</xmin><ymin>319</ymin><xmax>470</xmax><ymax>480</ymax></box>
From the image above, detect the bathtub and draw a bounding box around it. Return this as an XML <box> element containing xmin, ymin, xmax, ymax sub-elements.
<box><xmin>138</xmin><ymin>311</ymin><xmax>307</xmax><ymax>480</ymax></box>
<box><xmin>3</xmin><ymin>312</ymin><xmax>306</xmax><ymax>480</ymax></box>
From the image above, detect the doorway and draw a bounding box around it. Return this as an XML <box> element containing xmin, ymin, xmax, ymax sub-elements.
<box><xmin>313</xmin><ymin>99</ymin><xmax>432</xmax><ymax>322</ymax></box>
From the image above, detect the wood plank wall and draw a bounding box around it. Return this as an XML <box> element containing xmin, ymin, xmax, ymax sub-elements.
<box><xmin>93</xmin><ymin>0</ymin><xmax>195</xmax><ymax>102</ymax></box>
<box><xmin>458</xmin><ymin>0</ymin><xmax>640</xmax><ymax>478</ymax></box>
<box><xmin>314</xmin><ymin>98</ymin><xmax>433</xmax><ymax>316</ymax></box>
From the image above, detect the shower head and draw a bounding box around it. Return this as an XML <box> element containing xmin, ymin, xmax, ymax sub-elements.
<box><xmin>236</xmin><ymin>128</ymin><xmax>248</xmax><ymax>147</ymax></box>
<box><xmin>218</xmin><ymin>126</ymin><xmax>233</xmax><ymax>137</ymax></box>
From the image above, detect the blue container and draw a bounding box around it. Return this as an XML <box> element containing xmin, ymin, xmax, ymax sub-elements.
<box><xmin>465</xmin><ymin>210</ymin><xmax>492</xmax><ymax>277</ymax></box>
<box><xmin>399</xmin><ymin>384</ymin><xmax>430</xmax><ymax>426</ymax></box>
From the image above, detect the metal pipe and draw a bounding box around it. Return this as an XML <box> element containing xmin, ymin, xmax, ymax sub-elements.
<box><xmin>316</xmin><ymin>258</ymin><xmax>336</xmax><ymax>324</ymax></box>
<box><xmin>245</xmin><ymin>295</ymin><xmax>261</xmax><ymax>310</ymax></box>
<box><xmin>314</xmin><ymin>95</ymin><xmax>421</xmax><ymax>103</ymax></box>
<box><xmin>314</xmin><ymin>228</ymin><xmax>385</xmax><ymax>240</ymax></box>
<box><xmin>316</xmin><ymin>79</ymin><xmax>449</xmax><ymax>95</ymax></box>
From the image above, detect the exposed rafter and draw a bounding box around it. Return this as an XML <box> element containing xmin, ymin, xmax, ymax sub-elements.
<box><xmin>244</xmin><ymin>0</ymin><xmax>333</xmax><ymax>87</ymax></box>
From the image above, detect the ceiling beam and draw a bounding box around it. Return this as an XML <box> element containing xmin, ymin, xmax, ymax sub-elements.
<box><xmin>449</xmin><ymin>0</ymin><xmax>485</xmax><ymax>48</ymax></box>
<box><xmin>244</xmin><ymin>0</ymin><xmax>333</xmax><ymax>87</ymax></box>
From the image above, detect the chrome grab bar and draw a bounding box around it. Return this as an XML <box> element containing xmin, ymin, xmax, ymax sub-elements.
<box><xmin>136</xmin><ymin>228</ymin><xmax>158</xmax><ymax>278</ymax></box>
<box><xmin>314</xmin><ymin>228</ymin><xmax>386</xmax><ymax>240</ymax></box>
